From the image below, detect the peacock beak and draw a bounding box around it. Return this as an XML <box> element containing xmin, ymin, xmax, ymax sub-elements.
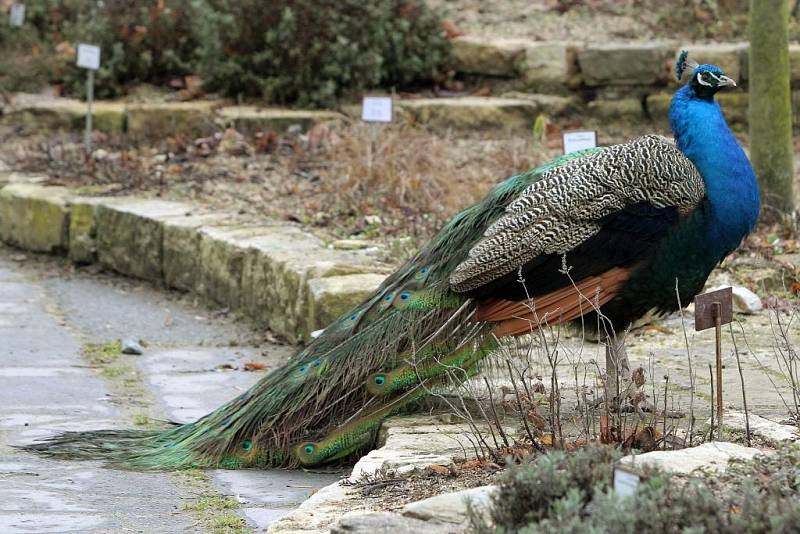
<box><xmin>717</xmin><ymin>75</ymin><xmax>737</xmax><ymax>87</ymax></box>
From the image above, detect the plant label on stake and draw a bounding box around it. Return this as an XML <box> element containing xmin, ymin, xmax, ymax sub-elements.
<box><xmin>76</xmin><ymin>44</ymin><xmax>101</xmax><ymax>154</ymax></box>
<box><xmin>613</xmin><ymin>464</ymin><xmax>640</xmax><ymax>497</ymax></box>
<box><xmin>9</xmin><ymin>3</ymin><xmax>25</xmax><ymax>27</ymax></box>
<box><xmin>694</xmin><ymin>286</ymin><xmax>733</xmax><ymax>429</ymax></box>
<box><xmin>361</xmin><ymin>96</ymin><xmax>393</xmax><ymax>123</ymax></box>
<box><xmin>562</xmin><ymin>130</ymin><xmax>597</xmax><ymax>155</ymax></box>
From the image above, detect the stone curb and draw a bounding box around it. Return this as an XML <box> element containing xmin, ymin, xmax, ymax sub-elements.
<box><xmin>0</xmin><ymin>174</ymin><xmax>388</xmax><ymax>343</ymax></box>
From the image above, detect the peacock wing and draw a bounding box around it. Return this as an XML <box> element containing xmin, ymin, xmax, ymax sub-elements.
<box><xmin>449</xmin><ymin>135</ymin><xmax>705</xmax><ymax>295</ymax></box>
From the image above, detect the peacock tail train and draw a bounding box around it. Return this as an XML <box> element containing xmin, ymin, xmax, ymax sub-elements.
<box><xmin>25</xmin><ymin>150</ymin><xmax>595</xmax><ymax>470</ymax></box>
<box><xmin>25</xmin><ymin>56</ymin><xmax>761</xmax><ymax>470</ymax></box>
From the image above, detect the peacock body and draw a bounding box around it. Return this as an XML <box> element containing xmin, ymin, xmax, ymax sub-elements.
<box><xmin>27</xmin><ymin>54</ymin><xmax>759</xmax><ymax>469</ymax></box>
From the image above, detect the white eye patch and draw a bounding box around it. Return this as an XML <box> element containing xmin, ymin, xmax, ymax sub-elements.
<box><xmin>696</xmin><ymin>72</ymin><xmax>722</xmax><ymax>86</ymax></box>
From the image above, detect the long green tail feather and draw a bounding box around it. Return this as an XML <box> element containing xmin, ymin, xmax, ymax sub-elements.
<box><xmin>23</xmin><ymin>151</ymin><xmax>595</xmax><ymax>469</ymax></box>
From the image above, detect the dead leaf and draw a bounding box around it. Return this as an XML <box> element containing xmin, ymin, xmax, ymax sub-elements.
<box><xmin>427</xmin><ymin>464</ymin><xmax>451</xmax><ymax>475</ymax></box>
<box><xmin>244</xmin><ymin>361</ymin><xmax>267</xmax><ymax>371</ymax></box>
<box><xmin>441</xmin><ymin>19</ymin><xmax>464</xmax><ymax>39</ymax></box>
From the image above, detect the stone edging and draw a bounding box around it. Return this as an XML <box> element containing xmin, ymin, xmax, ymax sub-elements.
<box><xmin>0</xmin><ymin>172</ymin><xmax>388</xmax><ymax>343</ymax></box>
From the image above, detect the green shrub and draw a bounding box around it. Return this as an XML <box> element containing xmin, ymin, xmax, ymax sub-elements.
<box><xmin>476</xmin><ymin>445</ymin><xmax>800</xmax><ymax>533</ymax></box>
<box><xmin>192</xmin><ymin>0</ymin><xmax>451</xmax><ymax>108</ymax></box>
<box><xmin>61</xmin><ymin>0</ymin><xmax>197</xmax><ymax>98</ymax></box>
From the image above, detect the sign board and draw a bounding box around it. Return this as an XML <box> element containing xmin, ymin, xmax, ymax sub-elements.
<box><xmin>694</xmin><ymin>287</ymin><xmax>733</xmax><ymax>332</ymax></box>
<box><xmin>613</xmin><ymin>465</ymin><xmax>640</xmax><ymax>497</ymax></box>
<box><xmin>76</xmin><ymin>43</ymin><xmax>101</xmax><ymax>70</ymax></box>
<box><xmin>562</xmin><ymin>130</ymin><xmax>597</xmax><ymax>154</ymax></box>
<box><xmin>9</xmin><ymin>3</ymin><xmax>25</xmax><ymax>27</ymax></box>
<box><xmin>361</xmin><ymin>96</ymin><xmax>393</xmax><ymax>123</ymax></box>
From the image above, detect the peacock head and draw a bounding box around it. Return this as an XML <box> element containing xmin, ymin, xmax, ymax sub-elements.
<box><xmin>676</xmin><ymin>50</ymin><xmax>736</xmax><ymax>100</ymax></box>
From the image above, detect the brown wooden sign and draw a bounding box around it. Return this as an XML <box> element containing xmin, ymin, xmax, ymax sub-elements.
<box><xmin>694</xmin><ymin>287</ymin><xmax>733</xmax><ymax>332</ymax></box>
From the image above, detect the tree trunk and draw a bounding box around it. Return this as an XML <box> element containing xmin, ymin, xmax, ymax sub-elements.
<box><xmin>749</xmin><ymin>0</ymin><xmax>795</xmax><ymax>215</ymax></box>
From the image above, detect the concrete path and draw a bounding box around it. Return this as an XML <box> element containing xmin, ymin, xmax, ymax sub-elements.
<box><xmin>0</xmin><ymin>245</ymin><xmax>340</xmax><ymax>533</ymax></box>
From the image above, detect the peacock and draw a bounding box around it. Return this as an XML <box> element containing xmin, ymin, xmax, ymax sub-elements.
<box><xmin>25</xmin><ymin>52</ymin><xmax>759</xmax><ymax>469</ymax></box>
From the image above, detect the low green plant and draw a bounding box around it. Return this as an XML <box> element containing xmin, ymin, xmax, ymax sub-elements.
<box><xmin>475</xmin><ymin>444</ymin><xmax>800</xmax><ymax>533</ymax></box>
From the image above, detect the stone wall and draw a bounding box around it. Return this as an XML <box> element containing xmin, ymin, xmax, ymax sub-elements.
<box><xmin>0</xmin><ymin>173</ymin><xmax>388</xmax><ymax>343</ymax></box>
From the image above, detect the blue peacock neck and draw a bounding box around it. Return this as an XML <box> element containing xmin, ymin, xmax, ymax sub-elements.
<box><xmin>669</xmin><ymin>84</ymin><xmax>760</xmax><ymax>259</ymax></box>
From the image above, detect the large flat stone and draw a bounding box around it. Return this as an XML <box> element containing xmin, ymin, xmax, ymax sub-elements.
<box><xmin>126</xmin><ymin>101</ymin><xmax>224</xmax><ymax>138</ymax></box>
<box><xmin>240</xmin><ymin>227</ymin><xmax>381</xmax><ymax>342</ymax></box>
<box><xmin>67</xmin><ymin>197</ymin><xmax>104</xmax><ymax>264</ymax></box>
<box><xmin>517</xmin><ymin>41</ymin><xmax>579</xmax><ymax>90</ymax></box>
<box><xmin>402</xmin><ymin>485</ymin><xmax>497</xmax><ymax>527</ymax></box>
<box><xmin>619</xmin><ymin>441</ymin><xmax>763</xmax><ymax>475</ymax></box>
<box><xmin>451</xmin><ymin>36</ymin><xmax>526</xmax><ymax>77</ymax></box>
<box><xmin>162</xmin><ymin>213</ymin><xmax>235</xmax><ymax>292</ymax></box>
<box><xmin>197</xmin><ymin>226</ymin><xmax>276</xmax><ymax>309</ymax></box>
<box><xmin>3</xmin><ymin>95</ymin><xmax>126</xmax><ymax>134</ymax></box>
<box><xmin>95</xmin><ymin>199</ymin><xmax>191</xmax><ymax>282</ymax></box>
<box><xmin>0</xmin><ymin>184</ymin><xmax>71</xmax><ymax>253</ymax></box>
<box><xmin>398</xmin><ymin>97</ymin><xmax>538</xmax><ymax>131</ymax></box>
<box><xmin>676</xmin><ymin>43</ymin><xmax>747</xmax><ymax>84</ymax></box>
<box><xmin>722</xmin><ymin>410</ymin><xmax>799</xmax><ymax>444</ymax></box>
<box><xmin>332</xmin><ymin>512</ymin><xmax>452</xmax><ymax>534</ymax></box>
<box><xmin>217</xmin><ymin>106</ymin><xmax>343</xmax><ymax>134</ymax></box>
<box><xmin>306</xmin><ymin>273</ymin><xmax>386</xmax><ymax>335</ymax></box>
<box><xmin>578</xmin><ymin>42</ymin><xmax>676</xmax><ymax>86</ymax></box>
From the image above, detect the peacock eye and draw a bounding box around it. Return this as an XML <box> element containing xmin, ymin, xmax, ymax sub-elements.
<box><xmin>303</xmin><ymin>444</ymin><xmax>315</xmax><ymax>455</ymax></box>
<box><xmin>374</xmin><ymin>375</ymin><xmax>386</xmax><ymax>385</ymax></box>
<box><xmin>702</xmin><ymin>72</ymin><xmax>710</xmax><ymax>80</ymax></box>
<box><xmin>242</xmin><ymin>439</ymin><xmax>253</xmax><ymax>452</ymax></box>
<box><xmin>400</xmin><ymin>292</ymin><xmax>410</xmax><ymax>300</ymax></box>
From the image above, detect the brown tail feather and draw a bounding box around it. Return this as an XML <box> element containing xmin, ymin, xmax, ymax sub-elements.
<box><xmin>476</xmin><ymin>267</ymin><xmax>630</xmax><ymax>336</ymax></box>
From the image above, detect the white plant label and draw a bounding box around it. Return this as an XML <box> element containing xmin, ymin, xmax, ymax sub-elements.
<box><xmin>361</xmin><ymin>96</ymin><xmax>393</xmax><ymax>123</ymax></box>
<box><xmin>76</xmin><ymin>43</ymin><xmax>101</xmax><ymax>70</ymax></box>
<box><xmin>562</xmin><ymin>130</ymin><xmax>597</xmax><ymax>154</ymax></box>
<box><xmin>613</xmin><ymin>466</ymin><xmax>640</xmax><ymax>497</ymax></box>
<box><xmin>9</xmin><ymin>3</ymin><xmax>25</xmax><ymax>27</ymax></box>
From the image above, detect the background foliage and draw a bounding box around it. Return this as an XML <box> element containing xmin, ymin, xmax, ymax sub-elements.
<box><xmin>0</xmin><ymin>0</ymin><xmax>451</xmax><ymax>106</ymax></box>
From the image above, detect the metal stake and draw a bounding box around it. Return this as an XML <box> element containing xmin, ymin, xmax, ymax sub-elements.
<box><xmin>85</xmin><ymin>69</ymin><xmax>94</xmax><ymax>154</ymax></box>
<box><xmin>713</xmin><ymin>301</ymin><xmax>723</xmax><ymax>428</ymax></box>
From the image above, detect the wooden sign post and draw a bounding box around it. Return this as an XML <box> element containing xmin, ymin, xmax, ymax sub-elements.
<box><xmin>694</xmin><ymin>287</ymin><xmax>733</xmax><ymax>428</ymax></box>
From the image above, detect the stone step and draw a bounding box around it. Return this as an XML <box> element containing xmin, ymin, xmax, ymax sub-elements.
<box><xmin>0</xmin><ymin>177</ymin><xmax>388</xmax><ymax>343</ymax></box>
<box><xmin>452</xmin><ymin>37</ymin><xmax>800</xmax><ymax>90</ymax></box>
<box><xmin>1</xmin><ymin>95</ymin><xmax>344</xmax><ymax>137</ymax></box>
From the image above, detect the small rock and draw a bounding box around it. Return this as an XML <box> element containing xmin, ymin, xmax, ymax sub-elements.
<box><xmin>332</xmin><ymin>239</ymin><xmax>370</xmax><ymax>250</ymax></box>
<box><xmin>121</xmin><ymin>338</ymin><xmax>144</xmax><ymax>355</ymax></box>
<box><xmin>619</xmin><ymin>441</ymin><xmax>763</xmax><ymax>475</ymax></box>
<box><xmin>310</xmin><ymin>328</ymin><xmax>325</xmax><ymax>339</ymax></box>
<box><xmin>331</xmin><ymin>512</ymin><xmax>451</xmax><ymax>534</ymax></box>
<box><xmin>92</xmin><ymin>149</ymin><xmax>109</xmax><ymax>161</ymax></box>
<box><xmin>719</xmin><ymin>410</ymin><xmax>799</xmax><ymax>444</ymax></box>
<box><xmin>709</xmin><ymin>285</ymin><xmax>763</xmax><ymax>314</ymax></box>
<box><xmin>364</xmin><ymin>215</ymin><xmax>382</xmax><ymax>226</ymax></box>
<box><xmin>153</xmin><ymin>154</ymin><xmax>168</xmax><ymax>164</ymax></box>
<box><xmin>402</xmin><ymin>485</ymin><xmax>497</xmax><ymax>526</ymax></box>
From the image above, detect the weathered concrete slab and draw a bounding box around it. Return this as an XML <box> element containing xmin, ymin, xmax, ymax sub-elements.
<box><xmin>307</xmin><ymin>273</ymin><xmax>386</xmax><ymax>334</ymax></box>
<box><xmin>95</xmin><ymin>199</ymin><xmax>191</xmax><ymax>282</ymax></box>
<box><xmin>578</xmin><ymin>42</ymin><xmax>676</xmax><ymax>86</ymax></box>
<box><xmin>217</xmin><ymin>106</ymin><xmax>344</xmax><ymax>134</ymax></box>
<box><xmin>0</xmin><ymin>184</ymin><xmax>70</xmax><ymax>253</ymax></box>
<box><xmin>126</xmin><ymin>100</ymin><xmax>224</xmax><ymax>138</ymax></box>
<box><xmin>398</xmin><ymin>97</ymin><xmax>538</xmax><ymax>131</ymax></box>
<box><xmin>619</xmin><ymin>441</ymin><xmax>764</xmax><ymax>475</ymax></box>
